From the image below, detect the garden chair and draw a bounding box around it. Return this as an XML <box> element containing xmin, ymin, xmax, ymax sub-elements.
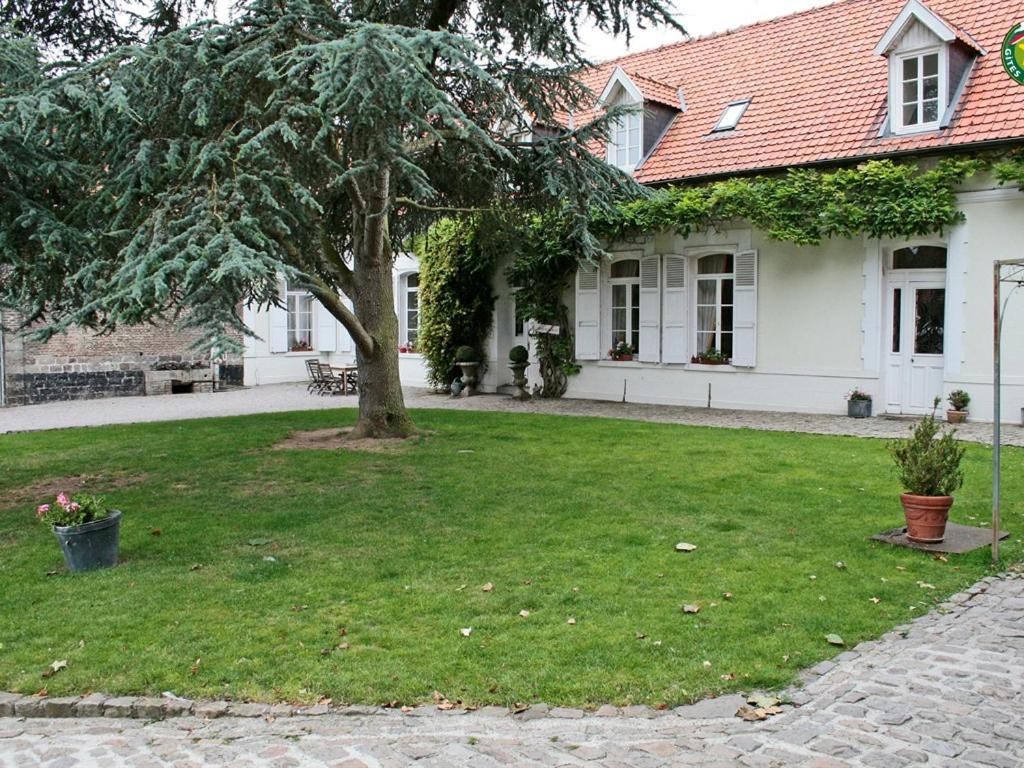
<box><xmin>305</xmin><ymin>358</ymin><xmax>325</xmax><ymax>394</ymax></box>
<box><xmin>316</xmin><ymin>362</ymin><xmax>347</xmax><ymax>396</ymax></box>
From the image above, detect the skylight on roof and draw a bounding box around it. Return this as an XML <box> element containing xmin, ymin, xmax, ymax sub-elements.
<box><xmin>713</xmin><ymin>99</ymin><xmax>750</xmax><ymax>132</ymax></box>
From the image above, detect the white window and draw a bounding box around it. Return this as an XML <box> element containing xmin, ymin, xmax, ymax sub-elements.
<box><xmin>608</xmin><ymin>111</ymin><xmax>642</xmax><ymax>171</ymax></box>
<box><xmin>695</xmin><ymin>254</ymin><xmax>734</xmax><ymax>360</ymax></box>
<box><xmin>285</xmin><ymin>281</ymin><xmax>314</xmax><ymax>352</ymax></box>
<box><xmin>893</xmin><ymin>49</ymin><xmax>945</xmax><ymax>133</ymax></box>
<box><xmin>610</xmin><ymin>259</ymin><xmax>641</xmax><ymax>354</ymax></box>
<box><xmin>401</xmin><ymin>272</ymin><xmax>419</xmax><ymax>350</ymax></box>
<box><xmin>713</xmin><ymin>99</ymin><xmax>750</xmax><ymax>132</ymax></box>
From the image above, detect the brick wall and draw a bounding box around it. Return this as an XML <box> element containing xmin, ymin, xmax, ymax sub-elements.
<box><xmin>1</xmin><ymin>311</ymin><xmax>242</xmax><ymax>406</ymax></box>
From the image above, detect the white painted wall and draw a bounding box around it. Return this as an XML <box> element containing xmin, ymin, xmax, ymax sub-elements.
<box><xmin>243</xmin><ymin>253</ymin><xmax>428</xmax><ymax>388</ymax></box>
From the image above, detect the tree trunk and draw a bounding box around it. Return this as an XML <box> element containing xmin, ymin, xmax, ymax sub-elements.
<box><xmin>348</xmin><ymin>253</ymin><xmax>417</xmax><ymax>439</ymax></box>
<box><xmin>343</xmin><ymin>169</ymin><xmax>417</xmax><ymax>440</ymax></box>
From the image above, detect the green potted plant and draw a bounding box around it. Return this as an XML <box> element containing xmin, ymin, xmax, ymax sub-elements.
<box><xmin>889</xmin><ymin>399</ymin><xmax>966</xmax><ymax>543</ymax></box>
<box><xmin>947</xmin><ymin>389</ymin><xmax>970</xmax><ymax>424</ymax></box>
<box><xmin>508</xmin><ymin>345</ymin><xmax>531</xmax><ymax>401</ymax></box>
<box><xmin>38</xmin><ymin>493</ymin><xmax>121</xmax><ymax>572</ymax></box>
<box><xmin>454</xmin><ymin>345</ymin><xmax>480</xmax><ymax>396</ymax></box>
<box><xmin>690</xmin><ymin>348</ymin><xmax>729</xmax><ymax>365</ymax></box>
<box><xmin>609</xmin><ymin>342</ymin><xmax>634</xmax><ymax>361</ymax></box>
<box><xmin>845</xmin><ymin>388</ymin><xmax>872</xmax><ymax>419</ymax></box>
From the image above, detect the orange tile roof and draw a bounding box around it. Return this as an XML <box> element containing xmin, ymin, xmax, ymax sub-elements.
<box><xmin>571</xmin><ymin>0</ymin><xmax>1024</xmax><ymax>183</ymax></box>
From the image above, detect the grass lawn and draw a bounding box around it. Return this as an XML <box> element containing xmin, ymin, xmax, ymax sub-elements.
<box><xmin>0</xmin><ymin>408</ymin><xmax>1020</xmax><ymax>708</ymax></box>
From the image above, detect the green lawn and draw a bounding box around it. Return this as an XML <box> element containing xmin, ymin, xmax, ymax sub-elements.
<box><xmin>0</xmin><ymin>409</ymin><xmax>1019</xmax><ymax>708</ymax></box>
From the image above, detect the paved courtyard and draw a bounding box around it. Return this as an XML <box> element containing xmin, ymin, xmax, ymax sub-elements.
<box><xmin>1</xmin><ymin>573</ymin><xmax>1021</xmax><ymax>767</ymax></box>
<box><xmin>2</xmin><ymin>382</ymin><xmax>1021</xmax><ymax>446</ymax></box>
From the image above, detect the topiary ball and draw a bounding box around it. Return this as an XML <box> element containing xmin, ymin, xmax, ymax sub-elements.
<box><xmin>454</xmin><ymin>345</ymin><xmax>477</xmax><ymax>363</ymax></box>
<box><xmin>509</xmin><ymin>345</ymin><xmax>529</xmax><ymax>364</ymax></box>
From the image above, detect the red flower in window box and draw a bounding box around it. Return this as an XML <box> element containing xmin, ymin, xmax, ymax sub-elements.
<box><xmin>609</xmin><ymin>342</ymin><xmax>635</xmax><ymax>361</ymax></box>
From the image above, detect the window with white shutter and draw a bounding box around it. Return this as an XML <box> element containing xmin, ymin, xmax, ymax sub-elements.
<box><xmin>316</xmin><ymin>300</ymin><xmax>337</xmax><ymax>352</ymax></box>
<box><xmin>731</xmin><ymin>250</ymin><xmax>758</xmax><ymax>367</ymax></box>
<box><xmin>575</xmin><ymin>263</ymin><xmax>600</xmax><ymax>360</ymax></box>
<box><xmin>662</xmin><ymin>256</ymin><xmax>688</xmax><ymax>363</ymax></box>
<box><xmin>638</xmin><ymin>256</ymin><xmax>660</xmax><ymax>362</ymax></box>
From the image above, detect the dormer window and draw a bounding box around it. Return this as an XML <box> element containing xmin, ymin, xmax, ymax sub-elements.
<box><xmin>597</xmin><ymin>66</ymin><xmax>683</xmax><ymax>174</ymax></box>
<box><xmin>609</xmin><ymin>111</ymin><xmax>642</xmax><ymax>170</ymax></box>
<box><xmin>875</xmin><ymin>0</ymin><xmax>983</xmax><ymax>137</ymax></box>
<box><xmin>897</xmin><ymin>49</ymin><xmax>943</xmax><ymax>130</ymax></box>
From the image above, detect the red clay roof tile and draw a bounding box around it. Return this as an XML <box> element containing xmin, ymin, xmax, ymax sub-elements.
<box><xmin>570</xmin><ymin>0</ymin><xmax>1024</xmax><ymax>183</ymax></box>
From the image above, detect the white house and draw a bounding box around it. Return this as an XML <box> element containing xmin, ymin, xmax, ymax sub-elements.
<box><xmin>245</xmin><ymin>0</ymin><xmax>1024</xmax><ymax>422</ymax></box>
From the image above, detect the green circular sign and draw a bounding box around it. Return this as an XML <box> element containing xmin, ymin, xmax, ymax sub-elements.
<box><xmin>1004</xmin><ymin>23</ymin><xmax>1024</xmax><ymax>85</ymax></box>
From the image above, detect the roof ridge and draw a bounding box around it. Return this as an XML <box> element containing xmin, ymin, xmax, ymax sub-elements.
<box><xmin>590</xmin><ymin>0</ymin><xmax>859</xmax><ymax>67</ymax></box>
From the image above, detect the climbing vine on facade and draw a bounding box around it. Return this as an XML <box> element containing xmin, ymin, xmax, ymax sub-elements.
<box><xmin>414</xmin><ymin>217</ymin><xmax>498</xmax><ymax>390</ymax></box>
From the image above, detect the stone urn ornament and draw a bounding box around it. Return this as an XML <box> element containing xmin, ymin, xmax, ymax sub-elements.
<box><xmin>508</xmin><ymin>345</ymin><xmax>531</xmax><ymax>401</ymax></box>
<box><xmin>454</xmin><ymin>345</ymin><xmax>480</xmax><ymax>397</ymax></box>
<box><xmin>889</xmin><ymin>399</ymin><xmax>966</xmax><ymax>543</ymax></box>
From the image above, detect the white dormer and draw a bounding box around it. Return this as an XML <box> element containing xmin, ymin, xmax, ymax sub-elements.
<box><xmin>874</xmin><ymin>0</ymin><xmax>981</xmax><ymax>136</ymax></box>
<box><xmin>599</xmin><ymin>67</ymin><xmax>644</xmax><ymax>172</ymax></box>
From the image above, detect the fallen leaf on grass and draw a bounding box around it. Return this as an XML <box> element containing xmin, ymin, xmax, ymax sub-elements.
<box><xmin>702</xmin><ymin>660</ymin><xmax>712</xmax><ymax>668</ymax></box>
<box><xmin>825</xmin><ymin>634</ymin><xmax>845</xmax><ymax>647</ymax></box>
<box><xmin>566</xmin><ymin>617</ymin><xmax>576</xmax><ymax>625</ymax></box>
<box><xmin>933</xmin><ymin>554</ymin><xmax>948</xmax><ymax>563</ymax></box>
<box><xmin>291</xmin><ymin>604</ymin><xmax>308</xmax><ymax>612</ymax></box>
<box><xmin>41</xmin><ymin>659</ymin><xmax>67</xmax><ymax>679</ymax></box>
<box><xmin>189</xmin><ymin>658</ymin><xmax>201</xmax><ymax>675</ymax></box>
<box><xmin>895</xmin><ymin>565</ymin><xmax>906</xmax><ymax>571</ymax></box>
<box><xmin>459</xmin><ymin>627</ymin><xmax>473</xmax><ymax>637</ymax></box>
<box><xmin>682</xmin><ymin>604</ymin><xmax>700</xmax><ymax>614</ymax></box>
<box><xmin>834</xmin><ymin>561</ymin><xmax>846</xmax><ymax>569</ymax></box>
<box><xmin>747</xmin><ymin>694</ymin><xmax>780</xmax><ymax>708</ymax></box>
<box><xmin>720</xmin><ymin>673</ymin><xmax>736</xmax><ymax>681</ymax></box>
<box><xmin>675</xmin><ymin>542</ymin><xmax>697</xmax><ymax>552</ymax></box>
<box><xmin>518</xmin><ymin>609</ymin><xmax>530</xmax><ymax>618</ymax></box>
<box><xmin>481</xmin><ymin>582</ymin><xmax>494</xmax><ymax>593</ymax></box>
<box><xmin>917</xmin><ymin>581</ymin><xmax>935</xmax><ymax>590</ymax></box>
<box><xmin>247</xmin><ymin>538</ymin><xmax>271</xmax><ymax>547</ymax></box>
<box><xmin>869</xmin><ymin>597</ymin><xmax>881</xmax><ymax>604</ymax></box>
<box><xmin>722</xmin><ymin>592</ymin><xmax>733</xmax><ymax>600</ymax></box>
<box><xmin>150</xmin><ymin>528</ymin><xmax>162</xmax><ymax>537</ymax></box>
<box><xmin>432</xmin><ymin>691</ymin><xmax>461</xmax><ymax>710</ymax></box>
<box><xmin>45</xmin><ymin>570</ymin><xmax>59</xmax><ymax>577</ymax></box>
<box><xmin>189</xmin><ymin>564</ymin><xmax>202</xmax><ymax>572</ymax></box>
<box><xmin>635</xmin><ymin>632</ymin><xmax>647</xmax><ymax>640</ymax></box>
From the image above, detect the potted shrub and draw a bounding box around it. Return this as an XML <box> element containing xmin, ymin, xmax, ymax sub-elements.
<box><xmin>690</xmin><ymin>348</ymin><xmax>730</xmax><ymax>365</ymax></box>
<box><xmin>889</xmin><ymin>400</ymin><xmax>966</xmax><ymax>543</ymax></box>
<box><xmin>609</xmin><ymin>342</ymin><xmax>634</xmax><ymax>361</ymax></box>
<box><xmin>38</xmin><ymin>493</ymin><xmax>121</xmax><ymax>572</ymax></box>
<box><xmin>508</xmin><ymin>345</ymin><xmax>531</xmax><ymax>401</ymax></box>
<box><xmin>845</xmin><ymin>388</ymin><xmax>873</xmax><ymax>419</ymax></box>
<box><xmin>454</xmin><ymin>345</ymin><xmax>480</xmax><ymax>396</ymax></box>
<box><xmin>947</xmin><ymin>389</ymin><xmax>970</xmax><ymax>424</ymax></box>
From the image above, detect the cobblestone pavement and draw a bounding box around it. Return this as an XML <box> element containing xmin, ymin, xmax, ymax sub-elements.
<box><xmin>2</xmin><ymin>383</ymin><xmax>1021</xmax><ymax>446</ymax></box>
<box><xmin>1</xmin><ymin>574</ymin><xmax>1021</xmax><ymax>767</ymax></box>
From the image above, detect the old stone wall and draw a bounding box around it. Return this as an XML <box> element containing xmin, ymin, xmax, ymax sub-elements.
<box><xmin>1</xmin><ymin>311</ymin><xmax>242</xmax><ymax>406</ymax></box>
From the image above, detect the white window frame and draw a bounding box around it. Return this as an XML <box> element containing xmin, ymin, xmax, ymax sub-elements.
<box><xmin>712</xmin><ymin>99</ymin><xmax>750</xmax><ymax>132</ymax></box>
<box><xmin>607</xmin><ymin>257</ymin><xmax>642</xmax><ymax>356</ymax></box>
<box><xmin>890</xmin><ymin>45</ymin><xmax>947</xmax><ymax>135</ymax></box>
<box><xmin>400</xmin><ymin>272</ymin><xmax>419</xmax><ymax>351</ymax></box>
<box><xmin>691</xmin><ymin>251</ymin><xmax>736</xmax><ymax>362</ymax></box>
<box><xmin>284</xmin><ymin>281</ymin><xmax>314</xmax><ymax>353</ymax></box>
<box><xmin>607</xmin><ymin>110</ymin><xmax>642</xmax><ymax>172</ymax></box>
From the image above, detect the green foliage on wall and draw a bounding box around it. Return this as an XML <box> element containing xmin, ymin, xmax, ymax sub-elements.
<box><xmin>414</xmin><ymin>218</ymin><xmax>498</xmax><ymax>389</ymax></box>
<box><xmin>594</xmin><ymin>158</ymin><xmax>983</xmax><ymax>245</ymax></box>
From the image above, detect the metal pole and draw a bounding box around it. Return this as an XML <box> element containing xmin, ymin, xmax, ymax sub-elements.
<box><xmin>992</xmin><ymin>263</ymin><xmax>1001</xmax><ymax>564</ymax></box>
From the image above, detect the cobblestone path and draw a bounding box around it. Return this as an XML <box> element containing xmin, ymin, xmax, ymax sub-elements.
<box><xmin>1</xmin><ymin>574</ymin><xmax>1020</xmax><ymax>767</ymax></box>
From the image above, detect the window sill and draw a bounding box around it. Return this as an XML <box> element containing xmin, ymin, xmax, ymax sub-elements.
<box><xmin>399</xmin><ymin>353</ymin><xmax>423</xmax><ymax>359</ymax></box>
<box><xmin>596</xmin><ymin>359</ymin><xmax>644</xmax><ymax>368</ymax></box>
<box><xmin>687</xmin><ymin>363</ymin><xmax>738</xmax><ymax>372</ymax></box>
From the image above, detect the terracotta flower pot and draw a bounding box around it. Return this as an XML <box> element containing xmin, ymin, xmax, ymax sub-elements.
<box><xmin>946</xmin><ymin>409</ymin><xmax>967</xmax><ymax>424</ymax></box>
<box><xmin>900</xmin><ymin>494</ymin><xmax>953</xmax><ymax>543</ymax></box>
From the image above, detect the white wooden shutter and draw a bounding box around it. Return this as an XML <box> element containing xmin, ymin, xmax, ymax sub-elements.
<box><xmin>732</xmin><ymin>249</ymin><xmax>758</xmax><ymax>367</ymax></box>
<box><xmin>638</xmin><ymin>255</ymin><xmax>660</xmax><ymax>363</ymax></box>
<box><xmin>662</xmin><ymin>255</ymin><xmax>688</xmax><ymax>363</ymax></box>
<box><xmin>316</xmin><ymin>300</ymin><xmax>337</xmax><ymax>352</ymax></box>
<box><xmin>337</xmin><ymin>298</ymin><xmax>353</xmax><ymax>354</ymax></box>
<box><xmin>269</xmin><ymin>292</ymin><xmax>289</xmax><ymax>354</ymax></box>
<box><xmin>575</xmin><ymin>263</ymin><xmax>600</xmax><ymax>361</ymax></box>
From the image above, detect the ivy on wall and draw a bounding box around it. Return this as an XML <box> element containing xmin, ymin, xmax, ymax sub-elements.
<box><xmin>414</xmin><ymin>217</ymin><xmax>498</xmax><ymax>389</ymax></box>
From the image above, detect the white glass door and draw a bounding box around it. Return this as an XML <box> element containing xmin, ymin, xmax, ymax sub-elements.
<box><xmin>885</xmin><ymin>279</ymin><xmax>945</xmax><ymax>414</ymax></box>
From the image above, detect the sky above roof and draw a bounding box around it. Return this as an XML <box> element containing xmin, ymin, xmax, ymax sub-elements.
<box><xmin>579</xmin><ymin>0</ymin><xmax>835</xmax><ymax>60</ymax></box>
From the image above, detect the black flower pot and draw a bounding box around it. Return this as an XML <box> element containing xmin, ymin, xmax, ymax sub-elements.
<box><xmin>52</xmin><ymin>511</ymin><xmax>122</xmax><ymax>572</ymax></box>
<box><xmin>847</xmin><ymin>399</ymin><xmax>872</xmax><ymax>419</ymax></box>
